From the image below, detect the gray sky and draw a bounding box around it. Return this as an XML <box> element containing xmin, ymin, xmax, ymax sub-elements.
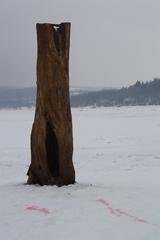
<box><xmin>0</xmin><ymin>0</ymin><xmax>160</xmax><ymax>88</ymax></box>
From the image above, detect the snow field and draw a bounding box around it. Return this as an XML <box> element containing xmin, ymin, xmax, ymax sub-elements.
<box><xmin>0</xmin><ymin>106</ymin><xmax>160</xmax><ymax>240</ymax></box>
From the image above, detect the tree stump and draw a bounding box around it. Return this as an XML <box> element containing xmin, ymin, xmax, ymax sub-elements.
<box><xmin>27</xmin><ymin>22</ymin><xmax>75</xmax><ymax>186</ymax></box>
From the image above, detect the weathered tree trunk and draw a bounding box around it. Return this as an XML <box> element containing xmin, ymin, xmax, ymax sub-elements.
<box><xmin>27</xmin><ymin>22</ymin><xmax>75</xmax><ymax>186</ymax></box>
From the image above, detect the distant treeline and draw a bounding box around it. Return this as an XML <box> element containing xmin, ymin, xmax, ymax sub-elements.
<box><xmin>0</xmin><ymin>87</ymin><xmax>36</xmax><ymax>108</ymax></box>
<box><xmin>0</xmin><ymin>79</ymin><xmax>160</xmax><ymax>108</ymax></box>
<box><xmin>71</xmin><ymin>78</ymin><xmax>160</xmax><ymax>107</ymax></box>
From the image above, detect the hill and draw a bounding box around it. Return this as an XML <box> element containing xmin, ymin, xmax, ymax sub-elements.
<box><xmin>0</xmin><ymin>79</ymin><xmax>160</xmax><ymax>108</ymax></box>
<box><xmin>71</xmin><ymin>78</ymin><xmax>160</xmax><ymax>107</ymax></box>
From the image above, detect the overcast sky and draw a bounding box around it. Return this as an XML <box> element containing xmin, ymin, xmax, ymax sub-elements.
<box><xmin>0</xmin><ymin>0</ymin><xmax>160</xmax><ymax>88</ymax></box>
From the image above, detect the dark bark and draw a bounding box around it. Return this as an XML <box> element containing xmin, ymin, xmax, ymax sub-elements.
<box><xmin>27</xmin><ymin>22</ymin><xmax>75</xmax><ymax>186</ymax></box>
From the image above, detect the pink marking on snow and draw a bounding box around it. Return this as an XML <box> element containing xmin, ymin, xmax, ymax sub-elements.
<box><xmin>97</xmin><ymin>198</ymin><xmax>157</xmax><ymax>227</ymax></box>
<box><xmin>115</xmin><ymin>209</ymin><xmax>148</xmax><ymax>223</ymax></box>
<box><xmin>25</xmin><ymin>205</ymin><xmax>50</xmax><ymax>214</ymax></box>
<box><xmin>97</xmin><ymin>199</ymin><xmax>120</xmax><ymax>216</ymax></box>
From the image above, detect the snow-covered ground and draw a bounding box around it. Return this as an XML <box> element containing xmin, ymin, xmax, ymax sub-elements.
<box><xmin>0</xmin><ymin>106</ymin><xmax>160</xmax><ymax>240</ymax></box>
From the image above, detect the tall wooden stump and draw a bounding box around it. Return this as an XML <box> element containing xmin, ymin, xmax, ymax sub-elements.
<box><xmin>27</xmin><ymin>22</ymin><xmax>75</xmax><ymax>186</ymax></box>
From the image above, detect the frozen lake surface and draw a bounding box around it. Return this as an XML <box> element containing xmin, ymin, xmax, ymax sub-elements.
<box><xmin>0</xmin><ymin>106</ymin><xmax>160</xmax><ymax>240</ymax></box>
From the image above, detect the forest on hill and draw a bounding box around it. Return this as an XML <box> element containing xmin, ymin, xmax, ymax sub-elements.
<box><xmin>71</xmin><ymin>78</ymin><xmax>160</xmax><ymax>107</ymax></box>
<box><xmin>0</xmin><ymin>78</ymin><xmax>160</xmax><ymax>108</ymax></box>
